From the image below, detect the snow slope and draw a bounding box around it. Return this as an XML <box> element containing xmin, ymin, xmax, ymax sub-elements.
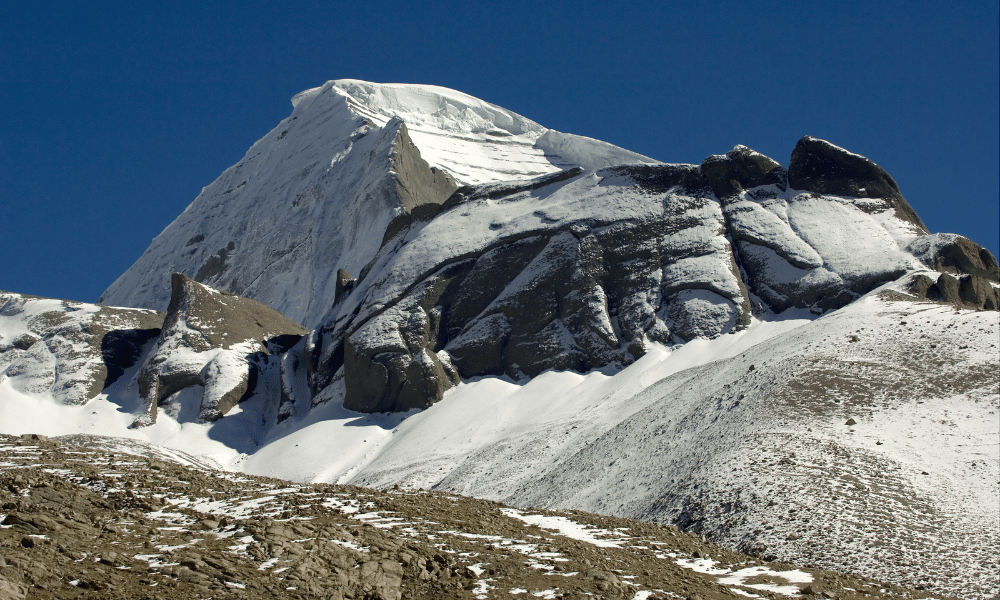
<box><xmin>246</xmin><ymin>288</ymin><xmax>1000</xmax><ymax>598</ymax></box>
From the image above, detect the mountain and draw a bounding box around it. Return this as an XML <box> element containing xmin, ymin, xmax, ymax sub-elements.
<box><xmin>2</xmin><ymin>80</ymin><xmax>998</xmax><ymax>599</ymax></box>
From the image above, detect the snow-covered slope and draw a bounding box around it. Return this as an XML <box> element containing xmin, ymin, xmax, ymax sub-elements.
<box><xmin>342</xmin><ymin>287</ymin><xmax>999</xmax><ymax>597</ymax></box>
<box><xmin>2</xmin><ymin>284</ymin><xmax>997</xmax><ymax>597</ymax></box>
<box><xmin>322</xmin><ymin>80</ymin><xmax>659</xmax><ymax>182</ymax></box>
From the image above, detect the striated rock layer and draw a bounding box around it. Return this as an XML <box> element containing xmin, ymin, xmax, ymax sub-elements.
<box><xmin>296</xmin><ymin>137</ymin><xmax>998</xmax><ymax>414</ymax></box>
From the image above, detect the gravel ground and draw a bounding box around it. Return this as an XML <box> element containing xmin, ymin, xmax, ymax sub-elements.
<box><xmin>0</xmin><ymin>433</ymin><xmax>945</xmax><ymax>600</ymax></box>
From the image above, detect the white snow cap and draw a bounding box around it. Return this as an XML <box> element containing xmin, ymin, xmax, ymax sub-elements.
<box><xmin>297</xmin><ymin>79</ymin><xmax>661</xmax><ymax>184</ymax></box>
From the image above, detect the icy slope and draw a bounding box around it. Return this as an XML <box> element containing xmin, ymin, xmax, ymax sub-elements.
<box><xmin>100</xmin><ymin>80</ymin><xmax>657</xmax><ymax>327</ymax></box>
<box><xmin>317</xmin><ymin>80</ymin><xmax>659</xmax><ymax>183</ymax></box>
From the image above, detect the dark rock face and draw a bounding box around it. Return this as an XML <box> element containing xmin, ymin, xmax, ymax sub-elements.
<box><xmin>100</xmin><ymin>327</ymin><xmax>162</xmax><ymax>389</ymax></box>
<box><xmin>334</xmin><ymin>269</ymin><xmax>356</xmax><ymax>307</ymax></box>
<box><xmin>326</xmin><ymin>166</ymin><xmax>757</xmax><ymax>413</ymax></box>
<box><xmin>904</xmin><ymin>233</ymin><xmax>1000</xmax><ymax>310</ymax></box>
<box><xmin>194</xmin><ymin>241</ymin><xmax>236</xmax><ymax>283</ymax></box>
<box><xmin>788</xmin><ymin>136</ymin><xmax>927</xmax><ymax>232</ymax></box>
<box><xmin>908</xmin><ymin>233</ymin><xmax>1000</xmax><ymax>281</ymax></box>
<box><xmin>907</xmin><ymin>271</ymin><xmax>999</xmax><ymax>311</ymax></box>
<box><xmin>701</xmin><ymin>145</ymin><xmax>785</xmax><ymax>199</ymax></box>
<box><xmin>133</xmin><ymin>274</ymin><xmax>308</xmax><ymax>426</ymax></box>
<box><xmin>389</xmin><ymin>119</ymin><xmax>459</xmax><ymax>213</ymax></box>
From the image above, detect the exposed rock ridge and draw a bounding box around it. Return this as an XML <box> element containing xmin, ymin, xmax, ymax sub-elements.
<box><xmin>788</xmin><ymin>136</ymin><xmax>928</xmax><ymax>232</ymax></box>
<box><xmin>133</xmin><ymin>274</ymin><xmax>307</xmax><ymax>427</ymax></box>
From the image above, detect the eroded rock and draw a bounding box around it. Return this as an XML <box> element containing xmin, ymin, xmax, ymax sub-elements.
<box><xmin>133</xmin><ymin>274</ymin><xmax>307</xmax><ymax>426</ymax></box>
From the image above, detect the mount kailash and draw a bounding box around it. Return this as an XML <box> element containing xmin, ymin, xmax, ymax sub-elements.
<box><xmin>1</xmin><ymin>80</ymin><xmax>997</xmax><ymax>599</ymax></box>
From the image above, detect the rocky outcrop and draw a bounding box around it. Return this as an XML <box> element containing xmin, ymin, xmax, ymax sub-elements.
<box><xmin>906</xmin><ymin>271</ymin><xmax>999</xmax><ymax>310</ymax></box>
<box><xmin>0</xmin><ymin>292</ymin><xmax>163</xmax><ymax>404</ymax></box>
<box><xmin>388</xmin><ymin>118</ymin><xmax>458</xmax><ymax>213</ymax></box>
<box><xmin>307</xmin><ymin>163</ymin><xmax>757</xmax><ymax>413</ymax></box>
<box><xmin>903</xmin><ymin>233</ymin><xmax>1000</xmax><ymax>310</ymax></box>
<box><xmin>299</xmin><ymin>137</ymin><xmax>998</xmax><ymax>414</ymax></box>
<box><xmin>788</xmin><ymin>135</ymin><xmax>928</xmax><ymax>232</ymax></box>
<box><xmin>701</xmin><ymin>145</ymin><xmax>786</xmax><ymax>199</ymax></box>
<box><xmin>907</xmin><ymin>232</ymin><xmax>1000</xmax><ymax>280</ymax></box>
<box><xmin>133</xmin><ymin>274</ymin><xmax>308</xmax><ymax>427</ymax></box>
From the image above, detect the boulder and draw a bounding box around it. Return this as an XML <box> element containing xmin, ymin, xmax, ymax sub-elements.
<box><xmin>959</xmin><ymin>275</ymin><xmax>999</xmax><ymax>310</ymax></box>
<box><xmin>907</xmin><ymin>271</ymin><xmax>1000</xmax><ymax>311</ymax></box>
<box><xmin>907</xmin><ymin>233</ymin><xmax>1000</xmax><ymax>282</ymax></box>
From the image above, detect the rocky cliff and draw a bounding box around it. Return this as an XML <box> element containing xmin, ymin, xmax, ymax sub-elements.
<box><xmin>300</xmin><ymin>136</ymin><xmax>998</xmax><ymax>414</ymax></box>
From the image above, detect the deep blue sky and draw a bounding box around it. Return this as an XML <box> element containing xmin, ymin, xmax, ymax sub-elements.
<box><xmin>2</xmin><ymin>0</ymin><xmax>997</xmax><ymax>302</ymax></box>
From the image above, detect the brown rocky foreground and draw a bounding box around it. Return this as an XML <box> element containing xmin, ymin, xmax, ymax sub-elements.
<box><xmin>0</xmin><ymin>433</ymin><xmax>945</xmax><ymax>600</ymax></box>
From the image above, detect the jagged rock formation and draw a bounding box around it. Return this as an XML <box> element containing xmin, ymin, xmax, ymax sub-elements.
<box><xmin>0</xmin><ymin>292</ymin><xmax>162</xmax><ymax>404</ymax></box>
<box><xmin>133</xmin><ymin>274</ymin><xmax>308</xmax><ymax>426</ymax></box>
